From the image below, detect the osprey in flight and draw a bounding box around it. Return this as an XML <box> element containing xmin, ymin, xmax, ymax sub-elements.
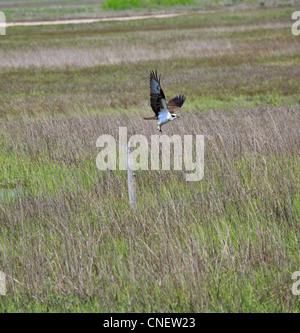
<box><xmin>144</xmin><ymin>70</ymin><xmax>186</xmax><ymax>132</ymax></box>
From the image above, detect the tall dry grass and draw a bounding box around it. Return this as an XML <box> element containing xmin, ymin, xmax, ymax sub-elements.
<box><xmin>1</xmin><ymin>23</ymin><xmax>298</xmax><ymax>68</ymax></box>
<box><xmin>0</xmin><ymin>105</ymin><xmax>299</xmax><ymax>311</ymax></box>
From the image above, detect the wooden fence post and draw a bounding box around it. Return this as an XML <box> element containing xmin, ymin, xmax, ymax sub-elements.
<box><xmin>127</xmin><ymin>144</ymin><xmax>137</xmax><ymax>209</ymax></box>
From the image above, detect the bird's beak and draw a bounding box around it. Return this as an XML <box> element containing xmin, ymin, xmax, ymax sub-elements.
<box><xmin>177</xmin><ymin>115</ymin><xmax>180</xmax><ymax>118</ymax></box>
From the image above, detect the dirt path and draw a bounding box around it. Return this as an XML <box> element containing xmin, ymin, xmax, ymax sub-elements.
<box><xmin>4</xmin><ymin>12</ymin><xmax>190</xmax><ymax>27</ymax></box>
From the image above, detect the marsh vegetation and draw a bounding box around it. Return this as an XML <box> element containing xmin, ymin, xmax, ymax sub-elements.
<box><xmin>0</xmin><ymin>2</ymin><xmax>299</xmax><ymax>312</ymax></box>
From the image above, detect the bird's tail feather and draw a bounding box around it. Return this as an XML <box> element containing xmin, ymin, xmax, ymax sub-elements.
<box><xmin>143</xmin><ymin>116</ymin><xmax>157</xmax><ymax>120</ymax></box>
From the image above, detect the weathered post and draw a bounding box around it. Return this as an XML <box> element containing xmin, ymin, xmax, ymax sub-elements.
<box><xmin>0</xmin><ymin>11</ymin><xmax>6</xmax><ymax>36</ymax></box>
<box><xmin>127</xmin><ymin>144</ymin><xmax>137</xmax><ymax>209</ymax></box>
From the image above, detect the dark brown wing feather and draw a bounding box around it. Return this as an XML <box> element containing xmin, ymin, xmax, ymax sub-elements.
<box><xmin>150</xmin><ymin>70</ymin><xmax>166</xmax><ymax>117</ymax></box>
<box><xmin>167</xmin><ymin>95</ymin><xmax>186</xmax><ymax>114</ymax></box>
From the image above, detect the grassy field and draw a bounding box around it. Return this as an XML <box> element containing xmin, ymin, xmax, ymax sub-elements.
<box><xmin>0</xmin><ymin>2</ymin><xmax>300</xmax><ymax>312</ymax></box>
<box><xmin>1</xmin><ymin>0</ymin><xmax>299</xmax><ymax>21</ymax></box>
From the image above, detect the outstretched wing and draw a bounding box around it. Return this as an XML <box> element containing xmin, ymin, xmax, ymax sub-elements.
<box><xmin>150</xmin><ymin>70</ymin><xmax>166</xmax><ymax>117</ymax></box>
<box><xmin>167</xmin><ymin>95</ymin><xmax>186</xmax><ymax>114</ymax></box>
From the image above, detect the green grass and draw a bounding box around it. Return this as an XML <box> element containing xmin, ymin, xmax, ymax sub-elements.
<box><xmin>102</xmin><ymin>0</ymin><xmax>195</xmax><ymax>10</ymax></box>
<box><xmin>1</xmin><ymin>0</ymin><xmax>299</xmax><ymax>21</ymax></box>
<box><xmin>0</xmin><ymin>5</ymin><xmax>299</xmax><ymax>313</ymax></box>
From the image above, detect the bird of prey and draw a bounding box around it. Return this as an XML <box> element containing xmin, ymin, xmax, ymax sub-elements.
<box><xmin>143</xmin><ymin>70</ymin><xmax>186</xmax><ymax>132</ymax></box>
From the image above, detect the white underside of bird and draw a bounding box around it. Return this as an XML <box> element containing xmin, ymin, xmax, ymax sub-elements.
<box><xmin>157</xmin><ymin>101</ymin><xmax>178</xmax><ymax>132</ymax></box>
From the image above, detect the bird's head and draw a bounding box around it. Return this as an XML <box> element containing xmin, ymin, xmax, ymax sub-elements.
<box><xmin>171</xmin><ymin>114</ymin><xmax>180</xmax><ymax>120</ymax></box>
